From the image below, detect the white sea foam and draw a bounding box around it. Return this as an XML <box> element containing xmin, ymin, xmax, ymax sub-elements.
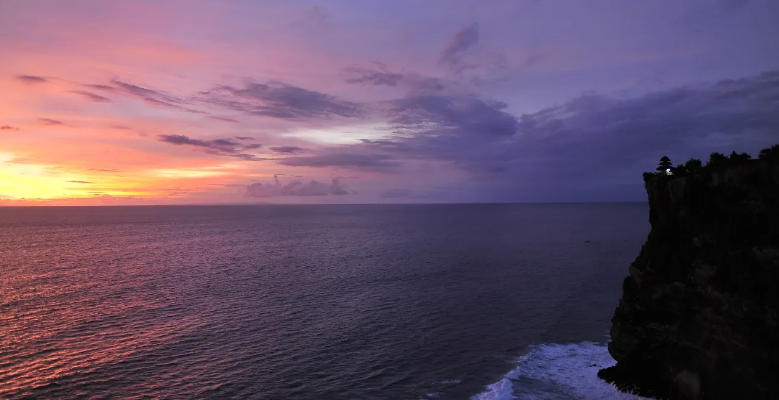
<box><xmin>471</xmin><ymin>342</ymin><xmax>649</xmax><ymax>400</ymax></box>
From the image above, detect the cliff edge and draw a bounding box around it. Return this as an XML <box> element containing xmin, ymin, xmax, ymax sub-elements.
<box><xmin>599</xmin><ymin>151</ymin><xmax>779</xmax><ymax>399</ymax></box>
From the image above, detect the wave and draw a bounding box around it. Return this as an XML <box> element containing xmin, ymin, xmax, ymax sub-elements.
<box><xmin>471</xmin><ymin>342</ymin><xmax>648</xmax><ymax>400</ymax></box>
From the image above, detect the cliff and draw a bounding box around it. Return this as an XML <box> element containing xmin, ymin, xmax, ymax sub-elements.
<box><xmin>599</xmin><ymin>154</ymin><xmax>779</xmax><ymax>399</ymax></box>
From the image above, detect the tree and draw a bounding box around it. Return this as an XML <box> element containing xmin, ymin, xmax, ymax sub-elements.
<box><xmin>729</xmin><ymin>151</ymin><xmax>751</xmax><ymax>164</ymax></box>
<box><xmin>672</xmin><ymin>164</ymin><xmax>689</xmax><ymax>176</ymax></box>
<box><xmin>707</xmin><ymin>152</ymin><xmax>730</xmax><ymax>169</ymax></box>
<box><xmin>758</xmin><ymin>144</ymin><xmax>779</xmax><ymax>161</ymax></box>
<box><xmin>684</xmin><ymin>158</ymin><xmax>703</xmax><ymax>172</ymax></box>
<box><xmin>657</xmin><ymin>156</ymin><xmax>672</xmax><ymax>173</ymax></box>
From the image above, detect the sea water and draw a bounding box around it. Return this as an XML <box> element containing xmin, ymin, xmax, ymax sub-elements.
<box><xmin>0</xmin><ymin>204</ymin><xmax>650</xmax><ymax>399</ymax></box>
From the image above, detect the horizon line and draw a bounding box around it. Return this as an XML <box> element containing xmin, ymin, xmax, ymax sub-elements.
<box><xmin>0</xmin><ymin>200</ymin><xmax>649</xmax><ymax>208</ymax></box>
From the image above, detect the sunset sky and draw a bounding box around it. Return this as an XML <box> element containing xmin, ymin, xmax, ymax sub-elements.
<box><xmin>1</xmin><ymin>0</ymin><xmax>778</xmax><ymax>205</ymax></box>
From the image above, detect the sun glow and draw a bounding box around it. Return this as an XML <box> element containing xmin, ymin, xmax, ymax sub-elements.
<box><xmin>152</xmin><ymin>167</ymin><xmax>232</xmax><ymax>178</ymax></box>
<box><xmin>280</xmin><ymin>123</ymin><xmax>391</xmax><ymax>145</ymax></box>
<box><xmin>0</xmin><ymin>152</ymin><xmax>95</xmax><ymax>199</ymax></box>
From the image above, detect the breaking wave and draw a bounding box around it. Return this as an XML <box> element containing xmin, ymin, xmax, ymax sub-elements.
<box><xmin>472</xmin><ymin>342</ymin><xmax>648</xmax><ymax>400</ymax></box>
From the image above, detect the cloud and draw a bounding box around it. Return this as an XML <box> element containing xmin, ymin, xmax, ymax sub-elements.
<box><xmin>435</xmin><ymin>23</ymin><xmax>508</xmax><ymax>79</ymax></box>
<box><xmin>269</xmin><ymin>146</ymin><xmax>306</xmax><ymax>153</ymax></box>
<box><xmin>89</xmin><ymin>168</ymin><xmax>119</xmax><ymax>173</ymax></box>
<box><xmin>343</xmin><ymin>63</ymin><xmax>404</xmax><ymax>86</ymax></box>
<box><xmin>68</xmin><ymin>90</ymin><xmax>112</xmax><ymax>102</ymax></box>
<box><xmin>17</xmin><ymin>75</ymin><xmax>49</xmax><ymax>84</ymax></box>
<box><xmin>84</xmin><ymin>84</ymin><xmax>115</xmax><ymax>91</ymax></box>
<box><xmin>207</xmin><ymin>115</ymin><xmax>240</xmax><ymax>123</ymax></box>
<box><xmin>342</xmin><ymin>64</ymin><xmax>454</xmax><ymax>98</ymax></box>
<box><xmin>509</xmin><ymin>69</ymin><xmax>779</xmax><ymax>172</ymax></box>
<box><xmin>246</xmin><ymin>175</ymin><xmax>349</xmax><ymax>197</ymax></box>
<box><xmin>39</xmin><ymin>118</ymin><xmax>65</xmax><ymax>126</ymax></box>
<box><xmin>387</xmin><ymin>94</ymin><xmax>518</xmax><ymax>136</ymax></box>
<box><xmin>1</xmin><ymin>125</ymin><xmax>20</xmax><ymax>131</ymax></box>
<box><xmin>278</xmin><ymin>153</ymin><xmax>400</xmax><ymax>173</ymax></box>
<box><xmin>358</xmin><ymin>139</ymin><xmax>414</xmax><ymax>154</ymax></box>
<box><xmin>158</xmin><ymin>134</ymin><xmax>239</xmax><ymax>152</ymax></box>
<box><xmin>67</xmin><ymin>180</ymin><xmax>92</xmax><ymax>184</ymax></box>
<box><xmin>111</xmin><ymin>79</ymin><xmax>181</xmax><ymax>104</ymax></box>
<box><xmin>231</xmin><ymin>153</ymin><xmax>268</xmax><ymax>161</ymax></box>
<box><xmin>207</xmin><ymin>183</ymin><xmax>243</xmax><ymax>187</ymax></box>
<box><xmin>197</xmin><ymin>80</ymin><xmax>365</xmax><ymax>120</ymax></box>
<box><xmin>439</xmin><ymin>23</ymin><xmax>480</xmax><ymax>65</ymax></box>
<box><xmin>235</xmin><ymin>136</ymin><xmax>254</xmax><ymax>141</ymax></box>
<box><xmin>106</xmin><ymin>79</ymin><xmax>204</xmax><ymax>113</ymax></box>
<box><xmin>402</xmin><ymin>74</ymin><xmax>448</xmax><ymax>94</ymax></box>
<box><xmin>157</xmin><ymin>134</ymin><xmax>266</xmax><ymax>160</ymax></box>
<box><xmin>361</xmin><ymin>69</ymin><xmax>779</xmax><ymax>201</ymax></box>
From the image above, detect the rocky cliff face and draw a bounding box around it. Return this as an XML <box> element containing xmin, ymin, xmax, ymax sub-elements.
<box><xmin>599</xmin><ymin>157</ymin><xmax>779</xmax><ymax>399</ymax></box>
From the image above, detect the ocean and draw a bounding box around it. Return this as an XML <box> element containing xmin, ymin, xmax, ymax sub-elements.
<box><xmin>0</xmin><ymin>203</ymin><xmax>650</xmax><ymax>399</ymax></box>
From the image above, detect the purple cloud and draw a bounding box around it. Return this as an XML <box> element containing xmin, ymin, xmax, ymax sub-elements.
<box><xmin>1</xmin><ymin>125</ymin><xmax>20</xmax><ymax>131</ymax></box>
<box><xmin>246</xmin><ymin>175</ymin><xmax>349</xmax><ymax>197</ymax></box>
<box><xmin>85</xmin><ymin>84</ymin><xmax>115</xmax><ymax>91</ymax></box>
<box><xmin>39</xmin><ymin>118</ymin><xmax>65</xmax><ymax>126</ymax></box>
<box><xmin>111</xmin><ymin>79</ymin><xmax>181</xmax><ymax>104</ymax></box>
<box><xmin>197</xmin><ymin>81</ymin><xmax>365</xmax><ymax>120</ymax></box>
<box><xmin>388</xmin><ymin>94</ymin><xmax>518</xmax><ymax>136</ymax></box>
<box><xmin>278</xmin><ymin>153</ymin><xmax>400</xmax><ymax>173</ymax></box>
<box><xmin>208</xmin><ymin>183</ymin><xmax>243</xmax><ymax>187</ymax></box>
<box><xmin>403</xmin><ymin>74</ymin><xmax>448</xmax><ymax>94</ymax></box>
<box><xmin>159</xmin><ymin>134</ymin><xmax>239</xmax><ymax>152</ymax></box>
<box><xmin>439</xmin><ymin>23</ymin><xmax>480</xmax><ymax>66</ymax></box>
<box><xmin>357</xmin><ymin>69</ymin><xmax>779</xmax><ymax>201</ymax></box>
<box><xmin>343</xmin><ymin>63</ymin><xmax>404</xmax><ymax>86</ymax></box>
<box><xmin>17</xmin><ymin>75</ymin><xmax>48</xmax><ymax>84</ymax></box>
<box><xmin>358</xmin><ymin>139</ymin><xmax>413</xmax><ymax>154</ymax></box>
<box><xmin>157</xmin><ymin>134</ymin><xmax>266</xmax><ymax>161</ymax></box>
<box><xmin>269</xmin><ymin>146</ymin><xmax>306</xmax><ymax>153</ymax></box>
<box><xmin>207</xmin><ymin>116</ymin><xmax>240</xmax><ymax>123</ymax></box>
<box><xmin>68</xmin><ymin>90</ymin><xmax>112</xmax><ymax>103</ymax></box>
<box><xmin>107</xmin><ymin>79</ymin><xmax>205</xmax><ymax>114</ymax></box>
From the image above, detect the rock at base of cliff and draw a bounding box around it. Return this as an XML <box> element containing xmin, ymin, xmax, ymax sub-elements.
<box><xmin>598</xmin><ymin>364</ymin><xmax>669</xmax><ymax>399</ymax></box>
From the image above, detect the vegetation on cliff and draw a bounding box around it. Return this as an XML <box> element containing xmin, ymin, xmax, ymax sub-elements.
<box><xmin>601</xmin><ymin>142</ymin><xmax>779</xmax><ymax>399</ymax></box>
<box><xmin>643</xmin><ymin>144</ymin><xmax>779</xmax><ymax>181</ymax></box>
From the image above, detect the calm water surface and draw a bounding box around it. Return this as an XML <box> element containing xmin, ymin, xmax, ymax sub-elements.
<box><xmin>0</xmin><ymin>204</ymin><xmax>650</xmax><ymax>399</ymax></box>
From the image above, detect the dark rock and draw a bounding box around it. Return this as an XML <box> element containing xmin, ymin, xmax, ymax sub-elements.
<box><xmin>601</xmin><ymin>155</ymin><xmax>779</xmax><ymax>399</ymax></box>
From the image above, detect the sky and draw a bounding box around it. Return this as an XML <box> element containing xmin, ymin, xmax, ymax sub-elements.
<box><xmin>1</xmin><ymin>0</ymin><xmax>778</xmax><ymax>205</ymax></box>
